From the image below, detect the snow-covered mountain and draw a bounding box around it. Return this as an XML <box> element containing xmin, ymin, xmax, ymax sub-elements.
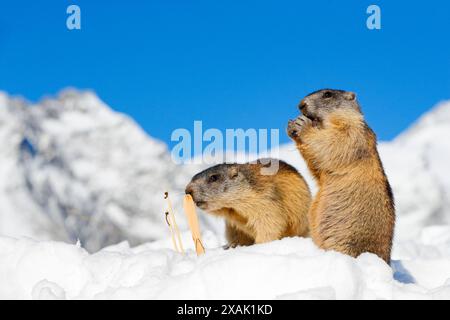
<box><xmin>0</xmin><ymin>89</ymin><xmax>449</xmax><ymax>251</ymax></box>
<box><xmin>0</xmin><ymin>90</ymin><xmax>189</xmax><ymax>251</ymax></box>
<box><xmin>380</xmin><ymin>101</ymin><xmax>450</xmax><ymax>238</ymax></box>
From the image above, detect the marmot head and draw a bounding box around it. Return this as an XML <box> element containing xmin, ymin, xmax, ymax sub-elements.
<box><xmin>185</xmin><ymin>164</ymin><xmax>254</xmax><ymax>211</ymax></box>
<box><xmin>299</xmin><ymin>89</ymin><xmax>360</xmax><ymax>121</ymax></box>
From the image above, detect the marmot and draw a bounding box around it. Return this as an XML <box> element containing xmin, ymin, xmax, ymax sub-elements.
<box><xmin>185</xmin><ymin>159</ymin><xmax>311</xmax><ymax>247</ymax></box>
<box><xmin>287</xmin><ymin>89</ymin><xmax>395</xmax><ymax>263</ymax></box>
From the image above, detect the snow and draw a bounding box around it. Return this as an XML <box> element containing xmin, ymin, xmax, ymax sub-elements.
<box><xmin>1</xmin><ymin>226</ymin><xmax>450</xmax><ymax>300</ymax></box>
<box><xmin>1</xmin><ymin>89</ymin><xmax>450</xmax><ymax>299</ymax></box>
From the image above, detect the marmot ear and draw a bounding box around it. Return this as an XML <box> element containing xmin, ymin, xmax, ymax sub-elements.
<box><xmin>344</xmin><ymin>91</ymin><xmax>356</xmax><ymax>101</ymax></box>
<box><xmin>228</xmin><ymin>167</ymin><xmax>239</xmax><ymax>179</ymax></box>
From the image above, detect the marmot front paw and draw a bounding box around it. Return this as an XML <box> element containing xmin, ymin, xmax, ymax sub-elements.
<box><xmin>223</xmin><ymin>242</ymin><xmax>238</xmax><ymax>250</ymax></box>
<box><xmin>287</xmin><ymin>115</ymin><xmax>312</xmax><ymax>139</ymax></box>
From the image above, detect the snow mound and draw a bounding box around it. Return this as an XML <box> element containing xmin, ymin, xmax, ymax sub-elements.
<box><xmin>1</xmin><ymin>226</ymin><xmax>450</xmax><ymax>300</ymax></box>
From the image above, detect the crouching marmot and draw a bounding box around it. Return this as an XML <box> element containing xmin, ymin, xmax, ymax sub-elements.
<box><xmin>287</xmin><ymin>89</ymin><xmax>395</xmax><ymax>263</ymax></box>
<box><xmin>185</xmin><ymin>159</ymin><xmax>311</xmax><ymax>248</ymax></box>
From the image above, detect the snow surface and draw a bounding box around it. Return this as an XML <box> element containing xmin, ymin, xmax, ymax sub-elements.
<box><xmin>1</xmin><ymin>225</ymin><xmax>450</xmax><ymax>300</ymax></box>
<box><xmin>1</xmin><ymin>90</ymin><xmax>450</xmax><ymax>299</ymax></box>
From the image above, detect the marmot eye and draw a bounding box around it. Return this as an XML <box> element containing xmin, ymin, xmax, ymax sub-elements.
<box><xmin>322</xmin><ymin>91</ymin><xmax>333</xmax><ymax>98</ymax></box>
<box><xmin>208</xmin><ymin>174</ymin><xmax>219</xmax><ymax>183</ymax></box>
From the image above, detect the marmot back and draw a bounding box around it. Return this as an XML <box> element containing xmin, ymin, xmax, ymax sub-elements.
<box><xmin>185</xmin><ymin>159</ymin><xmax>311</xmax><ymax>247</ymax></box>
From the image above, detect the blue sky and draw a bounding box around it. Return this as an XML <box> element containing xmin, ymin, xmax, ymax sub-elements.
<box><xmin>0</xmin><ymin>0</ymin><xmax>449</xmax><ymax>150</ymax></box>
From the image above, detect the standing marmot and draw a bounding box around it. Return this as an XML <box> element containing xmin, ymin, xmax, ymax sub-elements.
<box><xmin>185</xmin><ymin>159</ymin><xmax>311</xmax><ymax>247</ymax></box>
<box><xmin>287</xmin><ymin>89</ymin><xmax>395</xmax><ymax>263</ymax></box>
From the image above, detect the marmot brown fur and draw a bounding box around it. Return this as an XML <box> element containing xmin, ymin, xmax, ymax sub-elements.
<box><xmin>287</xmin><ymin>89</ymin><xmax>395</xmax><ymax>263</ymax></box>
<box><xmin>185</xmin><ymin>159</ymin><xmax>311</xmax><ymax>247</ymax></box>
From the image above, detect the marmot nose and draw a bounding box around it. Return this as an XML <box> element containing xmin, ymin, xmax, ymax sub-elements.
<box><xmin>299</xmin><ymin>100</ymin><xmax>307</xmax><ymax>111</ymax></box>
<box><xmin>185</xmin><ymin>185</ymin><xmax>194</xmax><ymax>196</ymax></box>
